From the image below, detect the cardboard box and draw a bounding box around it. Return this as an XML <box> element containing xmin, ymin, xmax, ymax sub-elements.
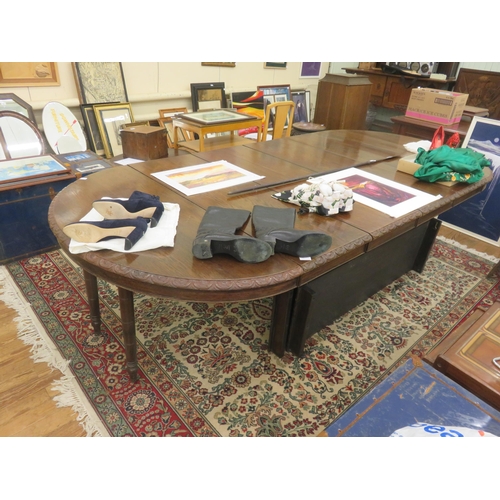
<box><xmin>405</xmin><ymin>88</ymin><xmax>468</xmax><ymax>125</ymax></box>
<box><xmin>397</xmin><ymin>154</ymin><xmax>456</xmax><ymax>186</ymax></box>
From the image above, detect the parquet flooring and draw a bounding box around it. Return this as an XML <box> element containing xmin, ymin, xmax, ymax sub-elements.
<box><xmin>0</xmin><ymin>226</ymin><xmax>498</xmax><ymax>437</ymax></box>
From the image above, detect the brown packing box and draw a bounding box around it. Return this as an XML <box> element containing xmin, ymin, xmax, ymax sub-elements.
<box><xmin>397</xmin><ymin>154</ymin><xmax>457</xmax><ymax>186</ymax></box>
<box><xmin>405</xmin><ymin>88</ymin><xmax>468</xmax><ymax>125</ymax></box>
<box><xmin>121</xmin><ymin>125</ymin><xmax>169</xmax><ymax>161</ymax></box>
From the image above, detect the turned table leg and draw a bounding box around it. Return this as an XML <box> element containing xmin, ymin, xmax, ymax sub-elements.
<box><xmin>118</xmin><ymin>287</ymin><xmax>139</xmax><ymax>383</ymax></box>
<box><xmin>83</xmin><ymin>270</ymin><xmax>101</xmax><ymax>334</ymax></box>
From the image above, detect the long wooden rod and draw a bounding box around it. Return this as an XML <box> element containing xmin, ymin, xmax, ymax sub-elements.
<box><xmin>227</xmin><ymin>155</ymin><xmax>400</xmax><ymax>196</ymax></box>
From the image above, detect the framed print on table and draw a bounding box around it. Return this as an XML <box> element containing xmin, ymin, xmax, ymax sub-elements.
<box><xmin>93</xmin><ymin>103</ymin><xmax>134</xmax><ymax>158</ymax></box>
<box><xmin>73</xmin><ymin>62</ymin><xmax>128</xmax><ymax>104</ymax></box>
<box><xmin>438</xmin><ymin>116</ymin><xmax>500</xmax><ymax>244</ymax></box>
<box><xmin>190</xmin><ymin>82</ymin><xmax>227</xmax><ymax>111</ymax></box>
<box><xmin>81</xmin><ymin>102</ymin><xmax>118</xmax><ymax>155</ymax></box>
<box><xmin>178</xmin><ymin>109</ymin><xmax>255</xmax><ymax>125</ymax></box>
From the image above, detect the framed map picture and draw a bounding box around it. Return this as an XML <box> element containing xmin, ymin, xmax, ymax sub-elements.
<box><xmin>73</xmin><ymin>62</ymin><xmax>128</xmax><ymax>104</ymax></box>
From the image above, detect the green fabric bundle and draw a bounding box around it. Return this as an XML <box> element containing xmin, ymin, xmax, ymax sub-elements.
<box><xmin>414</xmin><ymin>145</ymin><xmax>490</xmax><ymax>184</ymax></box>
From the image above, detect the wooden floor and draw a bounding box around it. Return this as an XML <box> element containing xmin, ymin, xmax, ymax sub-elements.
<box><xmin>0</xmin><ymin>225</ymin><xmax>498</xmax><ymax>437</ymax></box>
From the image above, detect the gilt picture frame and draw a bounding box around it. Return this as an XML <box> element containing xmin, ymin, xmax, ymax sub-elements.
<box><xmin>93</xmin><ymin>102</ymin><xmax>134</xmax><ymax>158</ymax></box>
<box><xmin>81</xmin><ymin>102</ymin><xmax>118</xmax><ymax>156</ymax></box>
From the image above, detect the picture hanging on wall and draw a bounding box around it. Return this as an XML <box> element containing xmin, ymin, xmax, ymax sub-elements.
<box><xmin>438</xmin><ymin>116</ymin><xmax>500</xmax><ymax>244</ymax></box>
<box><xmin>73</xmin><ymin>63</ymin><xmax>128</xmax><ymax>104</ymax></box>
<box><xmin>264</xmin><ymin>63</ymin><xmax>287</xmax><ymax>69</ymax></box>
<box><xmin>0</xmin><ymin>63</ymin><xmax>60</xmax><ymax>87</ymax></box>
<box><xmin>300</xmin><ymin>62</ymin><xmax>322</xmax><ymax>78</ymax></box>
<box><xmin>201</xmin><ymin>63</ymin><xmax>236</xmax><ymax>67</ymax></box>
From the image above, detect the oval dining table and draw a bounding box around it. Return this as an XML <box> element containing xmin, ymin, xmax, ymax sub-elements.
<box><xmin>48</xmin><ymin>130</ymin><xmax>492</xmax><ymax>382</ymax></box>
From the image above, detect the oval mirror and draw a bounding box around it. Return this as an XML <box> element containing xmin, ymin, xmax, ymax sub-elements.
<box><xmin>42</xmin><ymin>101</ymin><xmax>86</xmax><ymax>154</ymax></box>
<box><xmin>0</xmin><ymin>110</ymin><xmax>45</xmax><ymax>160</ymax></box>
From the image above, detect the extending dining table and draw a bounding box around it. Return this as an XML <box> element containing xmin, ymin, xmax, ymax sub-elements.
<box><xmin>48</xmin><ymin>130</ymin><xmax>492</xmax><ymax>382</ymax></box>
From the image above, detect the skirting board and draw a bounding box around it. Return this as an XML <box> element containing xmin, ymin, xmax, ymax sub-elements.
<box><xmin>441</xmin><ymin>221</ymin><xmax>500</xmax><ymax>248</ymax></box>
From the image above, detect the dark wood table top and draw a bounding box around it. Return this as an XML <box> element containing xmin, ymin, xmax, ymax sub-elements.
<box><xmin>48</xmin><ymin>130</ymin><xmax>492</xmax><ymax>302</ymax></box>
<box><xmin>391</xmin><ymin>114</ymin><xmax>471</xmax><ymax>138</ymax></box>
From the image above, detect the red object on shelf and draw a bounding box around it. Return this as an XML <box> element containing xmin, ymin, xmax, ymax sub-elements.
<box><xmin>446</xmin><ymin>132</ymin><xmax>461</xmax><ymax>148</ymax></box>
<box><xmin>430</xmin><ymin>126</ymin><xmax>445</xmax><ymax>150</ymax></box>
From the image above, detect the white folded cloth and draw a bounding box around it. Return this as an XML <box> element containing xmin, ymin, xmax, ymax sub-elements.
<box><xmin>404</xmin><ymin>140</ymin><xmax>432</xmax><ymax>154</ymax></box>
<box><xmin>67</xmin><ymin>201</ymin><xmax>180</xmax><ymax>254</ymax></box>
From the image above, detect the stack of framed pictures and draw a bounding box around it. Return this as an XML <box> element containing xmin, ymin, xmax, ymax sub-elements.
<box><xmin>74</xmin><ymin>62</ymin><xmax>133</xmax><ymax>159</ymax></box>
<box><xmin>257</xmin><ymin>84</ymin><xmax>291</xmax><ymax>110</ymax></box>
<box><xmin>55</xmin><ymin>150</ymin><xmax>114</xmax><ymax>177</ymax></box>
<box><xmin>81</xmin><ymin>102</ymin><xmax>134</xmax><ymax>158</ymax></box>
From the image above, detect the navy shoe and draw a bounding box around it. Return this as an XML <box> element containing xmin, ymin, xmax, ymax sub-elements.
<box><xmin>92</xmin><ymin>191</ymin><xmax>164</xmax><ymax>227</ymax></box>
<box><xmin>63</xmin><ymin>217</ymin><xmax>148</xmax><ymax>250</ymax></box>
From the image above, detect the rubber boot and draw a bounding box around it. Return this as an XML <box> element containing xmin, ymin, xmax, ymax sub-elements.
<box><xmin>192</xmin><ymin>206</ymin><xmax>273</xmax><ymax>263</ymax></box>
<box><xmin>252</xmin><ymin>205</ymin><xmax>332</xmax><ymax>257</ymax></box>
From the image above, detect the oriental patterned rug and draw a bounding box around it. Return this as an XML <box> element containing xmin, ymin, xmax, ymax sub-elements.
<box><xmin>3</xmin><ymin>238</ymin><xmax>500</xmax><ymax>436</ymax></box>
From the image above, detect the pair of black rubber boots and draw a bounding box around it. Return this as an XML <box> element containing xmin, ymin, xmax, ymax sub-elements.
<box><xmin>192</xmin><ymin>205</ymin><xmax>332</xmax><ymax>263</ymax></box>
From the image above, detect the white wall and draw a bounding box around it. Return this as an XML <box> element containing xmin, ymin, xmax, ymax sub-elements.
<box><xmin>3</xmin><ymin>61</ymin><xmax>498</xmax><ymax>132</ymax></box>
<box><xmin>460</xmin><ymin>62</ymin><xmax>500</xmax><ymax>72</ymax></box>
<box><xmin>0</xmin><ymin>62</ymin><xmax>330</xmax><ymax>128</ymax></box>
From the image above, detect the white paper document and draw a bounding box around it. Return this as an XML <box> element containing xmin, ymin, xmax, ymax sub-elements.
<box><xmin>311</xmin><ymin>167</ymin><xmax>441</xmax><ymax>218</ymax></box>
<box><xmin>151</xmin><ymin>160</ymin><xmax>264</xmax><ymax>196</ymax></box>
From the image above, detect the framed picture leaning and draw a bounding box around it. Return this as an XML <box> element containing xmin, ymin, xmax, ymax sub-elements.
<box><xmin>438</xmin><ymin>116</ymin><xmax>500</xmax><ymax>244</ymax></box>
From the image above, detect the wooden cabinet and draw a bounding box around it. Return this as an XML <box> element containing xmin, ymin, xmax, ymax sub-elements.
<box><xmin>343</xmin><ymin>67</ymin><xmax>456</xmax><ymax>111</ymax></box>
<box><xmin>425</xmin><ymin>302</ymin><xmax>500</xmax><ymax>411</ymax></box>
<box><xmin>313</xmin><ymin>73</ymin><xmax>372</xmax><ymax>130</ymax></box>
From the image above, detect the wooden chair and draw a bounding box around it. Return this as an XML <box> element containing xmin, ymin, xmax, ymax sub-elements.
<box><xmin>260</xmin><ymin>100</ymin><xmax>295</xmax><ymax>141</ymax></box>
<box><xmin>157</xmin><ymin>108</ymin><xmax>193</xmax><ymax>147</ymax></box>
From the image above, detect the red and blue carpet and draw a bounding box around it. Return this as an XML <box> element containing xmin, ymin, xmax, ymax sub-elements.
<box><xmin>2</xmin><ymin>237</ymin><xmax>499</xmax><ymax>436</ymax></box>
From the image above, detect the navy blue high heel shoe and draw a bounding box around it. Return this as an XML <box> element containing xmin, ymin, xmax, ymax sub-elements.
<box><xmin>63</xmin><ymin>217</ymin><xmax>148</xmax><ymax>250</ymax></box>
<box><xmin>92</xmin><ymin>191</ymin><xmax>164</xmax><ymax>227</ymax></box>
